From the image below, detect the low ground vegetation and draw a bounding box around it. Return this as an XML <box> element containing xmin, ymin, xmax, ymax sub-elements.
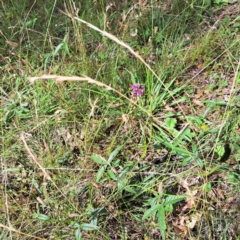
<box><xmin>1</xmin><ymin>0</ymin><xmax>240</xmax><ymax>239</ymax></box>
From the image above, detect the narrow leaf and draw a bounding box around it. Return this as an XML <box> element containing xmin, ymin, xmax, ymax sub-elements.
<box><xmin>91</xmin><ymin>154</ymin><xmax>106</xmax><ymax>165</ymax></box>
<box><xmin>164</xmin><ymin>204</ymin><xmax>173</xmax><ymax>212</ymax></box>
<box><xmin>53</xmin><ymin>43</ymin><xmax>64</xmax><ymax>56</ymax></box>
<box><xmin>196</xmin><ymin>158</ymin><xmax>204</xmax><ymax>169</ymax></box>
<box><xmin>173</xmin><ymin>124</ymin><xmax>191</xmax><ymax>147</ymax></box>
<box><xmin>70</xmin><ymin>221</ymin><xmax>80</xmax><ymax>228</ymax></box>
<box><xmin>156</xmin><ymin>138</ymin><xmax>190</xmax><ymax>156</ymax></box>
<box><xmin>107</xmin><ymin>170</ymin><xmax>118</xmax><ymax>180</ymax></box>
<box><xmin>75</xmin><ymin>227</ymin><xmax>82</xmax><ymax>240</ymax></box>
<box><xmin>142</xmin><ymin>204</ymin><xmax>160</xmax><ymax>220</ymax></box>
<box><xmin>80</xmin><ymin>223</ymin><xmax>100</xmax><ymax>231</ymax></box>
<box><xmin>108</xmin><ymin>145</ymin><xmax>123</xmax><ymax>163</ymax></box>
<box><xmin>124</xmin><ymin>186</ymin><xmax>136</xmax><ymax>194</ymax></box>
<box><xmin>96</xmin><ymin>166</ymin><xmax>105</xmax><ymax>183</ymax></box>
<box><xmin>165</xmin><ymin>118</ymin><xmax>177</xmax><ymax>129</ymax></box>
<box><xmin>32</xmin><ymin>213</ymin><xmax>50</xmax><ymax>221</ymax></box>
<box><xmin>164</xmin><ymin>195</ymin><xmax>187</xmax><ymax>206</ymax></box>
<box><xmin>182</xmin><ymin>157</ymin><xmax>192</xmax><ymax>166</ymax></box>
<box><xmin>203</xmin><ymin>100</ymin><xmax>227</xmax><ymax>106</ymax></box>
<box><xmin>158</xmin><ymin>205</ymin><xmax>166</xmax><ymax>240</ymax></box>
<box><xmin>174</xmin><ymin>147</ymin><xmax>191</xmax><ymax>156</ymax></box>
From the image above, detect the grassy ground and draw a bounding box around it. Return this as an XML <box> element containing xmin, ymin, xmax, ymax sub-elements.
<box><xmin>1</xmin><ymin>0</ymin><xmax>240</xmax><ymax>239</ymax></box>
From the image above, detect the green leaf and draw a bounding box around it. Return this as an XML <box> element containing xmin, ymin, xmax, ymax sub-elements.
<box><xmin>124</xmin><ymin>186</ymin><xmax>136</xmax><ymax>194</ymax></box>
<box><xmin>159</xmin><ymin>139</ymin><xmax>174</xmax><ymax>149</ymax></box>
<box><xmin>173</xmin><ymin>124</ymin><xmax>192</xmax><ymax>147</ymax></box>
<box><xmin>196</xmin><ymin>158</ymin><xmax>204</xmax><ymax>169</ymax></box>
<box><xmin>228</xmin><ymin>172</ymin><xmax>240</xmax><ymax>184</ymax></box>
<box><xmin>164</xmin><ymin>204</ymin><xmax>173</xmax><ymax>212</ymax></box>
<box><xmin>174</xmin><ymin>147</ymin><xmax>191</xmax><ymax>156</ymax></box>
<box><xmin>214</xmin><ymin>145</ymin><xmax>225</xmax><ymax>157</ymax></box>
<box><xmin>204</xmin><ymin>182</ymin><xmax>212</xmax><ymax>192</ymax></box>
<box><xmin>96</xmin><ymin>166</ymin><xmax>105</xmax><ymax>183</ymax></box>
<box><xmin>54</xmin><ymin>42</ymin><xmax>64</xmax><ymax>56</ymax></box>
<box><xmin>165</xmin><ymin>118</ymin><xmax>177</xmax><ymax>129</ymax></box>
<box><xmin>108</xmin><ymin>145</ymin><xmax>123</xmax><ymax>163</ymax></box>
<box><xmin>164</xmin><ymin>195</ymin><xmax>187</xmax><ymax>206</ymax></box>
<box><xmin>153</xmin><ymin>143</ymin><xmax>161</xmax><ymax>150</ymax></box>
<box><xmin>32</xmin><ymin>213</ymin><xmax>50</xmax><ymax>221</ymax></box>
<box><xmin>93</xmin><ymin>146</ymin><xmax>123</xmax><ymax>182</ymax></box>
<box><xmin>203</xmin><ymin>104</ymin><xmax>215</xmax><ymax>117</ymax></box>
<box><xmin>80</xmin><ymin>223</ymin><xmax>100</xmax><ymax>231</ymax></box>
<box><xmin>158</xmin><ymin>205</ymin><xmax>166</xmax><ymax>240</ymax></box>
<box><xmin>91</xmin><ymin>154</ymin><xmax>106</xmax><ymax>165</ymax></box>
<box><xmin>204</xmin><ymin>100</ymin><xmax>227</xmax><ymax>106</ymax></box>
<box><xmin>130</xmin><ymin>72</ymin><xmax>137</xmax><ymax>84</ymax></box>
<box><xmin>157</xmin><ymin>137</ymin><xmax>191</xmax><ymax>157</ymax></box>
<box><xmin>182</xmin><ymin>157</ymin><xmax>192</xmax><ymax>166</ymax></box>
<box><xmin>90</xmin><ymin>216</ymin><xmax>98</xmax><ymax>226</ymax></box>
<box><xmin>70</xmin><ymin>221</ymin><xmax>80</xmax><ymax>228</ymax></box>
<box><xmin>142</xmin><ymin>204</ymin><xmax>160</xmax><ymax>220</ymax></box>
<box><xmin>75</xmin><ymin>227</ymin><xmax>82</xmax><ymax>240</ymax></box>
<box><xmin>107</xmin><ymin>170</ymin><xmax>118</xmax><ymax>180</ymax></box>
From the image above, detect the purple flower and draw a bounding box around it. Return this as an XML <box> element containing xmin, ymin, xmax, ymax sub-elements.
<box><xmin>147</xmin><ymin>53</ymin><xmax>154</xmax><ymax>61</ymax></box>
<box><xmin>147</xmin><ymin>52</ymin><xmax>155</xmax><ymax>66</ymax></box>
<box><xmin>132</xmin><ymin>83</ymin><xmax>145</xmax><ymax>97</ymax></box>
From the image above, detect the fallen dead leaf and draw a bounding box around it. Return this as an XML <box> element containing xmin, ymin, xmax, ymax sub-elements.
<box><xmin>118</xmin><ymin>19</ymin><xmax>126</xmax><ymax>30</ymax></box>
<box><xmin>122</xmin><ymin>114</ymin><xmax>130</xmax><ymax>131</ymax></box>
<box><xmin>165</xmin><ymin>105</ymin><xmax>175</xmax><ymax>112</ymax></box>
<box><xmin>172</xmin><ymin>224</ymin><xmax>188</xmax><ymax>236</ymax></box>
<box><xmin>178</xmin><ymin>178</ymin><xmax>199</xmax><ymax>211</ymax></box>
<box><xmin>215</xmin><ymin>188</ymin><xmax>225</xmax><ymax>200</ymax></box>
<box><xmin>139</xmin><ymin>0</ymin><xmax>147</xmax><ymax>6</ymax></box>
<box><xmin>186</xmin><ymin>213</ymin><xmax>202</xmax><ymax>229</ymax></box>
<box><xmin>182</xmin><ymin>189</ymin><xmax>198</xmax><ymax>211</ymax></box>
<box><xmin>208</xmin><ymin>189</ymin><xmax>217</xmax><ymax>201</ymax></box>
<box><xmin>158</xmin><ymin>182</ymin><xmax>163</xmax><ymax>196</ymax></box>
<box><xmin>68</xmin><ymin>213</ymin><xmax>80</xmax><ymax>218</ymax></box>
<box><xmin>110</xmin><ymin>103</ymin><xmax>123</xmax><ymax>108</ymax></box>
<box><xmin>6</xmin><ymin>41</ymin><xmax>19</xmax><ymax>47</ymax></box>
<box><xmin>106</xmin><ymin>22</ymin><xmax>112</xmax><ymax>30</ymax></box>
<box><xmin>36</xmin><ymin>197</ymin><xmax>46</xmax><ymax>206</ymax></box>
<box><xmin>193</xmin><ymin>99</ymin><xmax>204</xmax><ymax>107</ymax></box>
<box><xmin>106</xmin><ymin>2</ymin><xmax>116</xmax><ymax>12</ymax></box>
<box><xmin>195</xmin><ymin>89</ymin><xmax>204</xmax><ymax>99</ymax></box>
<box><xmin>172</xmin><ymin>217</ymin><xmax>188</xmax><ymax>236</ymax></box>
<box><xmin>91</xmin><ymin>181</ymin><xmax>99</xmax><ymax>188</ymax></box>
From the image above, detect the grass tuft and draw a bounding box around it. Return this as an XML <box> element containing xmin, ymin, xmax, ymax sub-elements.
<box><xmin>1</xmin><ymin>0</ymin><xmax>240</xmax><ymax>239</ymax></box>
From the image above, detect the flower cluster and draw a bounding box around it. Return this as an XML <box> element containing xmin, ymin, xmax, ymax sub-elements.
<box><xmin>147</xmin><ymin>52</ymin><xmax>155</xmax><ymax>66</ymax></box>
<box><xmin>131</xmin><ymin>83</ymin><xmax>145</xmax><ymax>97</ymax></box>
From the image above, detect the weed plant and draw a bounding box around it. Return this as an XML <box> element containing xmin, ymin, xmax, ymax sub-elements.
<box><xmin>1</xmin><ymin>0</ymin><xmax>240</xmax><ymax>239</ymax></box>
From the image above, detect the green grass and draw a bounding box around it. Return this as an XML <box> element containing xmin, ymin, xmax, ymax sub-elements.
<box><xmin>1</xmin><ymin>0</ymin><xmax>240</xmax><ymax>239</ymax></box>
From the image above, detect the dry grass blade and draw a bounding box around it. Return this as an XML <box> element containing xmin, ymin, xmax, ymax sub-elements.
<box><xmin>29</xmin><ymin>74</ymin><xmax>112</xmax><ymax>90</ymax></box>
<box><xmin>0</xmin><ymin>223</ymin><xmax>46</xmax><ymax>240</ymax></box>
<box><xmin>20</xmin><ymin>133</ymin><xmax>51</xmax><ymax>181</ymax></box>
<box><xmin>60</xmin><ymin>9</ymin><xmax>183</xmax><ymax>110</ymax></box>
<box><xmin>72</xmin><ymin>17</ymin><xmax>149</xmax><ymax>72</ymax></box>
<box><xmin>20</xmin><ymin>133</ymin><xmax>83</xmax><ymax>216</ymax></box>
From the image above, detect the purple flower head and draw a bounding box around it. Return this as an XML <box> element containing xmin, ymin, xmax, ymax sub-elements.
<box><xmin>132</xmin><ymin>83</ymin><xmax>145</xmax><ymax>97</ymax></box>
<box><xmin>147</xmin><ymin>53</ymin><xmax>154</xmax><ymax>61</ymax></box>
